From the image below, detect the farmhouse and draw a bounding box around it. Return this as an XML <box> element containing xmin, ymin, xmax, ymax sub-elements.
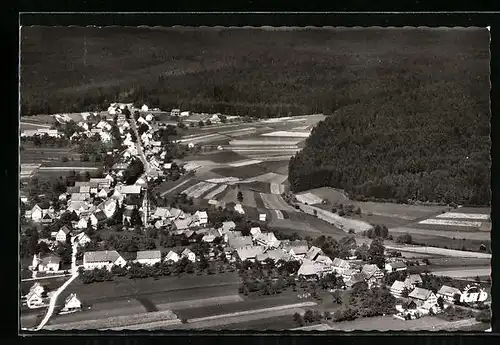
<box><xmin>390</xmin><ymin>280</ymin><xmax>407</xmax><ymax>298</ymax></box>
<box><xmin>135</xmin><ymin>250</ymin><xmax>162</xmax><ymax>266</ymax></box>
<box><xmin>404</xmin><ymin>274</ymin><xmax>423</xmax><ymax>290</ymax></box>
<box><xmin>115</xmin><ymin>185</ymin><xmax>142</xmax><ymax>195</ymax></box>
<box><xmin>298</xmin><ymin>261</ymin><xmax>320</xmax><ymax>280</ymax></box>
<box><xmin>33</xmin><ymin>254</ymin><xmax>61</xmax><ymax>272</ymax></box>
<box><xmin>169</xmin><ymin>208</ymin><xmax>185</xmax><ymax>220</ymax></box>
<box><xmin>255</xmin><ymin>232</ymin><xmax>280</xmax><ymax>248</ymax></box>
<box><xmin>30</xmin><ymin>205</ymin><xmax>43</xmax><ymax>222</ymax></box>
<box><xmin>385</xmin><ymin>262</ymin><xmax>407</xmax><ymax>273</ymax></box>
<box><xmin>361</xmin><ymin>264</ymin><xmax>384</xmax><ymax>280</ymax></box>
<box><xmin>97</xmin><ymin>199</ymin><xmax>117</xmax><ymax>218</ymax></box>
<box><xmin>181</xmin><ymin>248</ymin><xmax>196</xmax><ymax>262</ymax></box>
<box><xmin>25</xmin><ymin>284</ymin><xmax>46</xmax><ymax>309</ymax></box>
<box><xmin>153</xmin><ymin>207</ymin><xmax>172</xmax><ymax>220</ymax></box>
<box><xmin>90</xmin><ymin>178</ymin><xmax>112</xmax><ymax>189</ymax></box>
<box><xmin>83</xmin><ymin>251</ymin><xmax>127</xmax><ymax>271</ymax></box>
<box><xmin>345</xmin><ymin>273</ymin><xmax>367</xmax><ymax>288</ymax></box>
<box><xmin>256</xmin><ymin>249</ymin><xmax>292</xmax><ymax>262</ymax></box>
<box><xmin>315</xmin><ymin>255</ymin><xmax>333</xmax><ymax>265</ymax></box>
<box><xmin>164</xmin><ymin>250</ymin><xmax>180</xmax><ymax>263</ymax></box>
<box><xmin>332</xmin><ymin>258</ymin><xmax>352</xmax><ymax>275</ymax></box>
<box><xmin>409</xmin><ymin>287</ymin><xmax>437</xmax><ymax>307</ymax></box>
<box><xmin>259</xmin><ymin>213</ymin><xmax>267</xmax><ymax>222</ymax></box>
<box><xmin>305</xmin><ymin>246</ymin><xmax>324</xmax><ymax>261</ymax></box>
<box><xmin>437</xmin><ymin>285</ymin><xmax>462</xmax><ymax>303</ymax></box>
<box><xmin>236</xmin><ymin>245</ymin><xmax>265</xmax><ymax>262</ymax></box>
<box><xmin>194</xmin><ymin>210</ymin><xmax>208</xmax><ymax>226</ymax></box>
<box><xmin>228</xmin><ymin>236</ymin><xmax>253</xmax><ymax>250</ymax></box>
<box><xmin>72</xmin><ymin>232</ymin><xmax>91</xmax><ymax>247</ymax></box>
<box><xmin>55</xmin><ymin>226</ymin><xmax>71</xmax><ymax>243</ymax></box>
<box><xmin>61</xmin><ymin>293</ymin><xmax>82</xmax><ymax>312</ymax></box>
<box><xmin>171</xmin><ymin>109</ymin><xmax>181</xmax><ymax>117</ymax></box>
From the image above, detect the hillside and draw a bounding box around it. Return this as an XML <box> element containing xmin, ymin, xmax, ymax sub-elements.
<box><xmin>288</xmin><ymin>29</ymin><xmax>490</xmax><ymax>206</ymax></box>
<box><xmin>20</xmin><ymin>27</ymin><xmax>488</xmax><ymax>118</ymax></box>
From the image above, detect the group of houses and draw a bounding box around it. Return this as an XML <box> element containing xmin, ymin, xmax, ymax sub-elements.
<box><xmin>391</xmin><ymin>275</ymin><xmax>489</xmax><ymax>319</ymax></box>
<box><xmin>21</xmin><ymin>128</ymin><xmax>62</xmax><ymax>138</ymax></box>
<box><xmin>22</xmin><ymin>281</ymin><xmax>82</xmax><ymax>313</ymax></box>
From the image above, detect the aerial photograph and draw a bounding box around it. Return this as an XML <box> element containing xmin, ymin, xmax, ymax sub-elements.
<box><xmin>19</xmin><ymin>26</ymin><xmax>491</xmax><ymax>332</ymax></box>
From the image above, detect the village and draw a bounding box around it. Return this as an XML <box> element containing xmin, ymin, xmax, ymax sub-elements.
<box><xmin>19</xmin><ymin>102</ymin><xmax>491</xmax><ymax>331</ymax></box>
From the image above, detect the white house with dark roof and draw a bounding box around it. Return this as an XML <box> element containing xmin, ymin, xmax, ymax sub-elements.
<box><xmin>255</xmin><ymin>232</ymin><xmax>280</xmax><ymax>248</ymax></box>
<box><xmin>361</xmin><ymin>264</ymin><xmax>384</xmax><ymax>280</ymax></box>
<box><xmin>194</xmin><ymin>211</ymin><xmax>208</xmax><ymax>226</ymax></box>
<box><xmin>61</xmin><ymin>293</ymin><xmax>82</xmax><ymax>312</ymax></box>
<box><xmin>437</xmin><ymin>285</ymin><xmax>462</xmax><ymax>303</ymax></box>
<box><xmin>385</xmin><ymin>261</ymin><xmax>407</xmax><ymax>273</ymax></box>
<box><xmin>409</xmin><ymin>287</ymin><xmax>437</xmax><ymax>307</ymax></box>
<box><xmin>404</xmin><ymin>274</ymin><xmax>423</xmax><ymax>290</ymax></box>
<box><xmin>72</xmin><ymin>232</ymin><xmax>91</xmax><ymax>247</ymax></box>
<box><xmin>83</xmin><ymin>250</ymin><xmax>126</xmax><ymax>271</ymax></box>
<box><xmin>305</xmin><ymin>246</ymin><xmax>324</xmax><ymax>261</ymax></box>
<box><xmin>135</xmin><ymin>250</ymin><xmax>162</xmax><ymax>266</ymax></box>
<box><xmin>33</xmin><ymin>254</ymin><xmax>61</xmax><ymax>272</ymax></box>
<box><xmin>236</xmin><ymin>245</ymin><xmax>265</xmax><ymax>262</ymax></box>
<box><xmin>250</xmin><ymin>227</ymin><xmax>262</xmax><ymax>238</ymax></box>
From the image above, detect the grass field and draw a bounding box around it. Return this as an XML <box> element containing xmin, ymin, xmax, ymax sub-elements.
<box><xmin>429</xmin><ymin>268</ymin><xmax>491</xmax><ymax>279</ymax></box>
<box><xmin>212</xmin><ymin>165</ymin><xmax>271</xmax><ymax>179</ymax></box>
<box><xmin>390</xmin><ymin>226</ymin><xmax>490</xmax><ymax>241</ymax></box>
<box><xmin>189</xmin><ymin>151</ymin><xmax>248</xmax><ymax>163</ymax></box>
<box><xmin>406</xmin><ymin>233</ymin><xmax>490</xmax><ymax>253</ymax></box>
<box><xmin>220</xmin><ymin>314</ymin><xmax>299</xmax><ymax>330</ymax></box>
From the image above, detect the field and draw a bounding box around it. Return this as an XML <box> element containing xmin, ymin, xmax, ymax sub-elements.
<box><xmin>385</xmin><ymin>244</ymin><xmax>491</xmax><ymax>259</ymax></box>
<box><xmin>327</xmin><ymin>315</ymin><xmax>481</xmax><ymax>331</ymax></box>
<box><xmin>21</xmin><ymin>145</ymin><xmax>79</xmax><ymax>165</ymax></box>
<box><xmin>203</xmin><ymin>184</ymin><xmax>228</xmax><ymax>200</ymax></box>
<box><xmin>390</xmin><ymin>226</ymin><xmax>490</xmax><ymax>241</ymax></box>
<box><xmin>430</xmin><ymin>268</ymin><xmax>491</xmax><ymax>279</ymax></box>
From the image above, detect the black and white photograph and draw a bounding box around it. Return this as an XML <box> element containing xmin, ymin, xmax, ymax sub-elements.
<box><xmin>19</xmin><ymin>24</ymin><xmax>491</xmax><ymax>332</ymax></box>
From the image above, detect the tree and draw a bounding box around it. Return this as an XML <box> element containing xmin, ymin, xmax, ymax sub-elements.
<box><xmin>395</xmin><ymin>233</ymin><xmax>413</xmax><ymax>244</ymax></box>
<box><xmin>237</xmin><ymin>191</ymin><xmax>243</xmax><ymax>202</ymax></box>
<box><xmin>198</xmin><ymin>120</ymin><xmax>205</xmax><ymax>127</ymax></box>
<box><xmin>303</xmin><ymin>310</ymin><xmax>314</xmax><ymax>323</ymax></box>
<box><xmin>453</xmin><ymin>293</ymin><xmax>462</xmax><ymax>305</ymax></box>
<box><xmin>437</xmin><ymin>296</ymin><xmax>445</xmax><ymax>310</ymax></box>
<box><xmin>293</xmin><ymin>312</ymin><xmax>304</xmax><ymax>327</ymax></box>
<box><xmin>331</xmin><ymin>290</ymin><xmax>343</xmax><ymax>304</ymax></box>
<box><xmin>130</xmin><ymin>207</ymin><xmax>143</xmax><ymax>227</ymax></box>
<box><xmin>354</xmin><ymin>243</ymin><xmax>369</xmax><ymax>261</ymax></box>
<box><xmin>401</xmin><ymin>287</ymin><xmax>410</xmax><ymax>298</ymax></box>
<box><xmin>368</xmin><ymin>238</ymin><xmax>386</xmax><ymax>268</ymax></box>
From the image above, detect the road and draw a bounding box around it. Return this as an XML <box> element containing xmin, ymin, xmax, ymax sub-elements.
<box><xmin>129</xmin><ymin>117</ymin><xmax>151</xmax><ymax>174</ymax></box>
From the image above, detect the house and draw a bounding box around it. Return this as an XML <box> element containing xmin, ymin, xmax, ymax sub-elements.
<box><xmin>385</xmin><ymin>261</ymin><xmax>407</xmax><ymax>273</ymax></box>
<box><xmin>72</xmin><ymin>232</ymin><xmax>91</xmax><ymax>247</ymax></box>
<box><xmin>164</xmin><ymin>250</ymin><xmax>180</xmax><ymax>263</ymax></box>
<box><xmin>281</xmin><ymin>240</ymin><xmax>309</xmax><ymax>259</ymax></box>
<box><xmin>169</xmin><ymin>208</ymin><xmax>185</xmax><ymax>220</ymax></box>
<box><xmin>181</xmin><ymin>248</ymin><xmax>196</xmax><ymax>262</ymax></box>
<box><xmin>223</xmin><ymin>230</ymin><xmax>243</xmax><ymax>243</ymax></box>
<box><xmin>115</xmin><ymin>185</ymin><xmax>142</xmax><ymax>195</ymax></box>
<box><xmin>236</xmin><ymin>245</ymin><xmax>265</xmax><ymax>262</ymax></box>
<box><xmin>202</xmin><ymin>234</ymin><xmax>216</xmax><ymax>243</ymax></box>
<box><xmin>97</xmin><ymin>188</ymin><xmax>110</xmax><ymax>199</ymax></box>
<box><xmin>298</xmin><ymin>260</ymin><xmax>320</xmax><ymax>280</ymax></box>
<box><xmin>173</xmin><ymin>219</ymin><xmax>190</xmax><ymax>231</ymax></box>
<box><xmin>55</xmin><ymin>226</ymin><xmax>71</xmax><ymax>243</ymax></box>
<box><xmin>153</xmin><ymin>207</ymin><xmax>172</xmax><ymax>220</ymax></box>
<box><xmin>361</xmin><ymin>264</ymin><xmax>384</xmax><ymax>280</ymax></box>
<box><xmin>250</xmin><ymin>227</ymin><xmax>262</xmax><ymax>238</ymax></box>
<box><xmin>315</xmin><ymin>255</ymin><xmax>333</xmax><ymax>265</ymax></box>
<box><xmin>255</xmin><ymin>232</ymin><xmax>280</xmax><ymax>248</ymax></box>
<box><xmin>163</xmin><ymin>163</ymin><xmax>173</xmax><ymax>170</ymax></box>
<box><xmin>390</xmin><ymin>280</ymin><xmax>407</xmax><ymax>298</ymax></box>
<box><xmin>404</xmin><ymin>274</ymin><xmax>423</xmax><ymax>290</ymax></box>
<box><xmin>34</xmin><ymin>254</ymin><xmax>61</xmax><ymax>272</ymax></box>
<box><xmin>90</xmin><ymin>210</ymin><xmax>107</xmax><ymax>226</ymax></box>
<box><xmin>437</xmin><ymin>285</ymin><xmax>462</xmax><ymax>303</ymax></box>
<box><xmin>180</xmin><ymin>111</ymin><xmax>190</xmax><ymax>117</ymax></box>
<box><xmin>305</xmin><ymin>246</ymin><xmax>324</xmax><ymax>261</ymax></box>
<box><xmin>96</xmin><ymin>199</ymin><xmax>117</xmax><ymax>218</ymax></box>
<box><xmin>345</xmin><ymin>273</ymin><xmax>367</xmax><ymax>288</ymax></box>
<box><xmin>31</xmin><ymin>205</ymin><xmax>43</xmax><ymax>222</ymax></box>
<box><xmin>409</xmin><ymin>287</ymin><xmax>438</xmax><ymax>307</ymax></box>
<box><xmin>171</xmin><ymin>109</ymin><xmax>181</xmax><ymax>117</ymax></box>
<box><xmin>145</xmin><ymin>113</ymin><xmax>154</xmax><ymax>121</ymax></box>
<box><xmin>58</xmin><ymin>193</ymin><xmax>68</xmax><ymax>201</ymax></box>
<box><xmin>194</xmin><ymin>211</ymin><xmax>208</xmax><ymax>226</ymax></box>
<box><xmin>341</xmin><ymin>269</ymin><xmax>356</xmax><ymax>281</ymax></box>
<box><xmin>141</xmin><ymin>104</ymin><xmax>149</xmax><ymax>112</ymax></box>
<box><xmin>228</xmin><ymin>236</ymin><xmax>253</xmax><ymax>250</ymax></box>
<box><xmin>25</xmin><ymin>284</ymin><xmax>47</xmax><ymax>309</ymax></box>
<box><xmin>61</xmin><ymin>293</ymin><xmax>82</xmax><ymax>312</ymax></box>
<box><xmin>76</xmin><ymin>216</ymin><xmax>90</xmax><ymax>230</ymax></box>
<box><xmin>135</xmin><ymin>250</ymin><xmax>162</xmax><ymax>266</ymax></box>
<box><xmin>90</xmin><ymin>178</ymin><xmax>112</xmax><ymax>189</ymax></box>
<box><xmin>256</xmin><ymin>249</ymin><xmax>292</xmax><ymax>263</ymax></box>
<box><xmin>259</xmin><ymin>213</ymin><xmax>267</xmax><ymax>222</ymax></box>
<box><xmin>83</xmin><ymin>251</ymin><xmax>127</xmax><ymax>270</ymax></box>
<box><xmin>71</xmin><ymin>192</ymin><xmax>90</xmax><ymax>202</ymax></box>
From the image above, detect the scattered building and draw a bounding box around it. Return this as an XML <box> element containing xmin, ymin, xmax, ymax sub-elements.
<box><xmin>83</xmin><ymin>251</ymin><xmax>127</xmax><ymax>271</ymax></box>
<box><xmin>135</xmin><ymin>250</ymin><xmax>162</xmax><ymax>266</ymax></box>
<box><xmin>385</xmin><ymin>261</ymin><xmax>407</xmax><ymax>273</ymax></box>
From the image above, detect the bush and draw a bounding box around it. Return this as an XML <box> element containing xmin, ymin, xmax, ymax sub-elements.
<box><xmin>475</xmin><ymin>308</ymin><xmax>491</xmax><ymax>323</ymax></box>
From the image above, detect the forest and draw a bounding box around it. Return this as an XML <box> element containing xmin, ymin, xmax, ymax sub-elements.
<box><xmin>21</xmin><ymin>27</ymin><xmax>489</xmax><ymax>118</ymax></box>
<box><xmin>287</xmin><ymin>30</ymin><xmax>490</xmax><ymax>206</ymax></box>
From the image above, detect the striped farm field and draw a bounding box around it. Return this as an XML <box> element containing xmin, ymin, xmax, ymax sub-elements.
<box><xmin>436</xmin><ymin>212</ymin><xmax>490</xmax><ymax>220</ymax></box>
<box><xmin>412</xmin><ymin>222</ymin><xmax>482</xmax><ymax>232</ymax></box>
<box><xmin>157</xmin><ymin>178</ymin><xmax>199</xmax><ymax>197</ymax></box>
<box><xmin>245</xmin><ymin>172</ymin><xmax>288</xmax><ymax>184</ymax></box>
<box><xmin>260</xmin><ymin>193</ymin><xmax>296</xmax><ymax>212</ymax></box>
<box><xmin>220</xmin><ymin>186</ymin><xmax>239</xmax><ymax>204</ymax></box>
<box><xmin>239</xmin><ymin>181</ymin><xmax>272</xmax><ymax>194</ymax></box>
<box><xmin>240</xmin><ymin>190</ymin><xmax>257</xmax><ymax>208</ymax></box>
<box><xmin>229</xmin><ymin>138</ymin><xmax>303</xmax><ymax>146</ymax></box>
<box><xmin>418</xmin><ymin>219</ymin><xmax>482</xmax><ymax>228</ymax></box>
<box><xmin>254</xmin><ymin>192</ymin><xmax>266</xmax><ymax>209</ymax></box>
<box><xmin>203</xmin><ymin>184</ymin><xmax>228</xmax><ymax>200</ymax></box>
<box><xmin>181</xmin><ymin>181</ymin><xmax>207</xmax><ymax>198</ymax></box>
<box><xmin>191</xmin><ymin>182</ymin><xmax>218</xmax><ymax>199</ymax></box>
<box><xmin>260</xmin><ymin>131</ymin><xmax>310</xmax><ymax>138</ymax></box>
<box><xmin>390</xmin><ymin>227</ymin><xmax>491</xmax><ymax>241</ymax></box>
<box><xmin>295</xmin><ymin>192</ymin><xmax>323</xmax><ymax>205</ymax></box>
<box><xmin>206</xmin><ymin>177</ymin><xmax>241</xmax><ymax>184</ymax></box>
<box><xmin>228</xmin><ymin>159</ymin><xmax>263</xmax><ymax>167</ymax></box>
